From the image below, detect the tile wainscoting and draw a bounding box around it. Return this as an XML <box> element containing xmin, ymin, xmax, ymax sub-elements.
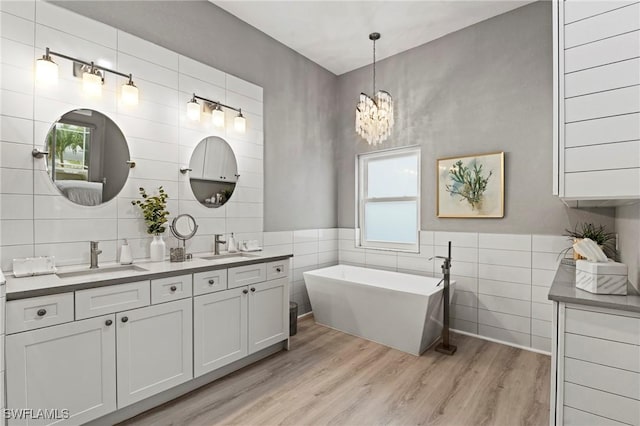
<box><xmin>0</xmin><ymin>1</ymin><xmax>264</xmax><ymax>270</ymax></box>
<box><xmin>338</xmin><ymin>229</ymin><xmax>572</xmax><ymax>354</ymax></box>
<box><xmin>264</xmin><ymin>229</ymin><xmax>339</xmax><ymax>315</ymax></box>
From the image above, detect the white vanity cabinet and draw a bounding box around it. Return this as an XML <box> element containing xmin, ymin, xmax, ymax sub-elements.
<box><xmin>551</xmin><ymin>303</ymin><xmax>640</xmax><ymax>425</ymax></box>
<box><xmin>552</xmin><ymin>1</ymin><xmax>640</xmax><ymax>201</ymax></box>
<box><xmin>194</xmin><ymin>287</ymin><xmax>248</xmax><ymax>376</ymax></box>
<box><xmin>194</xmin><ymin>270</ymin><xmax>289</xmax><ymax>377</ymax></box>
<box><xmin>4</xmin><ymin>256</ymin><xmax>291</xmax><ymax>425</ymax></box>
<box><xmin>116</xmin><ymin>298</ymin><xmax>193</xmax><ymax>407</ymax></box>
<box><xmin>248</xmin><ymin>278</ymin><xmax>288</xmax><ymax>353</ymax></box>
<box><xmin>6</xmin><ymin>314</ymin><xmax>117</xmax><ymax>426</ymax></box>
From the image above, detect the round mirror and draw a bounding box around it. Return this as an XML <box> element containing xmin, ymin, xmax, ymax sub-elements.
<box><xmin>170</xmin><ymin>214</ymin><xmax>198</xmax><ymax>240</ymax></box>
<box><xmin>45</xmin><ymin>109</ymin><xmax>130</xmax><ymax>206</ymax></box>
<box><xmin>188</xmin><ymin>136</ymin><xmax>239</xmax><ymax>207</ymax></box>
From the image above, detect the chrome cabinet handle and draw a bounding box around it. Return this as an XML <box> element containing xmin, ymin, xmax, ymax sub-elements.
<box><xmin>37</xmin><ymin>309</ymin><xmax>47</xmax><ymax>317</ymax></box>
<box><xmin>208</xmin><ymin>279</ymin><xmax>215</xmax><ymax>285</ymax></box>
<box><xmin>105</xmin><ymin>319</ymin><xmax>113</xmax><ymax>326</ymax></box>
<box><xmin>121</xmin><ymin>316</ymin><xmax>129</xmax><ymax>323</ymax></box>
<box><xmin>276</xmin><ymin>267</ymin><xmax>282</xmax><ymax>273</ymax></box>
<box><xmin>250</xmin><ymin>287</ymin><xmax>256</xmax><ymax>293</ymax></box>
<box><xmin>242</xmin><ymin>289</ymin><xmax>248</xmax><ymax>294</ymax></box>
<box><xmin>170</xmin><ymin>285</ymin><xmax>177</xmax><ymax>292</ymax></box>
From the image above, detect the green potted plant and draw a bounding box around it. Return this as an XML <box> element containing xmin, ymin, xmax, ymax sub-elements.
<box><xmin>131</xmin><ymin>186</ymin><xmax>170</xmax><ymax>261</ymax></box>
<box><xmin>565</xmin><ymin>223</ymin><xmax>616</xmax><ymax>260</ymax></box>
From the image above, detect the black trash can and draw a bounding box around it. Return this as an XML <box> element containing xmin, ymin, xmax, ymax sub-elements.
<box><xmin>289</xmin><ymin>302</ymin><xmax>298</xmax><ymax>336</ymax></box>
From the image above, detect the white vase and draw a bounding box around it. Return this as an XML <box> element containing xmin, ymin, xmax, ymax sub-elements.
<box><xmin>150</xmin><ymin>234</ymin><xmax>166</xmax><ymax>262</ymax></box>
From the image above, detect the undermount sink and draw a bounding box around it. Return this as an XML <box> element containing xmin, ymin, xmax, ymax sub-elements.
<box><xmin>56</xmin><ymin>264</ymin><xmax>148</xmax><ymax>279</ymax></box>
<box><xmin>200</xmin><ymin>253</ymin><xmax>260</xmax><ymax>261</ymax></box>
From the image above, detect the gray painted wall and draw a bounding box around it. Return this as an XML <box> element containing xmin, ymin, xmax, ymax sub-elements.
<box><xmin>335</xmin><ymin>1</ymin><xmax>615</xmax><ymax>234</ymax></box>
<box><xmin>54</xmin><ymin>0</ymin><xmax>338</xmax><ymax>232</ymax></box>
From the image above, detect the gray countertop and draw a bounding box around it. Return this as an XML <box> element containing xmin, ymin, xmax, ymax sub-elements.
<box><xmin>5</xmin><ymin>249</ymin><xmax>293</xmax><ymax>300</ymax></box>
<box><xmin>548</xmin><ymin>260</ymin><xmax>640</xmax><ymax>314</ymax></box>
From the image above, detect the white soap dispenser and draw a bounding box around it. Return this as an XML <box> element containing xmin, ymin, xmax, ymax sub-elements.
<box><xmin>120</xmin><ymin>239</ymin><xmax>133</xmax><ymax>265</ymax></box>
<box><xmin>228</xmin><ymin>233</ymin><xmax>238</xmax><ymax>253</ymax></box>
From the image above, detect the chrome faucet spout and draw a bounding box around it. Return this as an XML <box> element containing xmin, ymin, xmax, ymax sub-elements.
<box><xmin>90</xmin><ymin>241</ymin><xmax>102</xmax><ymax>269</ymax></box>
<box><xmin>214</xmin><ymin>234</ymin><xmax>226</xmax><ymax>255</ymax></box>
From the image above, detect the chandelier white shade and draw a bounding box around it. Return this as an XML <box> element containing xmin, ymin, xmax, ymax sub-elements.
<box><xmin>355</xmin><ymin>32</ymin><xmax>394</xmax><ymax>146</ymax></box>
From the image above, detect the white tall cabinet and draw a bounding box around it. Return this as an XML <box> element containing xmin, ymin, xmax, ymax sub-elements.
<box><xmin>553</xmin><ymin>1</ymin><xmax>640</xmax><ymax>201</ymax></box>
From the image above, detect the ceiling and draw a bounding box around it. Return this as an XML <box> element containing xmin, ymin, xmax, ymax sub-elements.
<box><xmin>212</xmin><ymin>1</ymin><xmax>533</xmax><ymax>75</ymax></box>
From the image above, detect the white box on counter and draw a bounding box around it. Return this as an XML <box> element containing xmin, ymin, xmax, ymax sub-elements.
<box><xmin>575</xmin><ymin>260</ymin><xmax>628</xmax><ymax>295</ymax></box>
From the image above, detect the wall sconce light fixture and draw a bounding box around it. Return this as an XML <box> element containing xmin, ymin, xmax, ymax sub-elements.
<box><xmin>35</xmin><ymin>47</ymin><xmax>139</xmax><ymax>105</ymax></box>
<box><xmin>186</xmin><ymin>93</ymin><xmax>246</xmax><ymax>133</ymax></box>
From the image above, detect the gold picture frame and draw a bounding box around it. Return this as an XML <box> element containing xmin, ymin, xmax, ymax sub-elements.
<box><xmin>437</xmin><ymin>151</ymin><xmax>504</xmax><ymax>218</ymax></box>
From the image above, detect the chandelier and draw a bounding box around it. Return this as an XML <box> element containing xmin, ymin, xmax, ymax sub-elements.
<box><xmin>355</xmin><ymin>32</ymin><xmax>394</xmax><ymax>146</ymax></box>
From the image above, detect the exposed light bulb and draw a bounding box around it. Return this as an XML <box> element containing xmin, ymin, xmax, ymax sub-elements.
<box><xmin>234</xmin><ymin>110</ymin><xmax>246</xmax><ymax>133</ymax></box>
<box><xmin>212</xmin><ymin>105</ymin><xmax>225</xmax><ymax>128</ymax></box>
<box><xmin>187</xmin><ymin>96</ymin><xmax>201</xmax><ymax>121</ymax></box>
<box><xmin>121</xmin><ymin>75</ymin><xmax>139</xmax><ymax>105</ymax></box>
<box><xmin>82</xmin><ymin>68</ymin><xmax>102</xmax><ymax>98</ymax></box>
<box><xmin>35</xmin><ymin>52</ymin><xmax>58</xmax><ymax>85</ymax></box>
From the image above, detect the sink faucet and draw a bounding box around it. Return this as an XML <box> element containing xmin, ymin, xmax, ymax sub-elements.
<box><xmin>90</xmin><ymin>241</ymin><xmax>102</xmax><ymax>269</ymax></box>
<box><xmin>214</xmin><ymin>234</ymin><xmax>226</xmax><ymax>255</ymax></box>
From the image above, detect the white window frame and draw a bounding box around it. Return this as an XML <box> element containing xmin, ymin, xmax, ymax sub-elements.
<box><xmin>356</xmin><ymin>146</ymin><xmax>421</xmax><ymax>252</ymax></box>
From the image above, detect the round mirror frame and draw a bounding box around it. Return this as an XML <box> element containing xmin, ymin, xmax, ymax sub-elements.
<box><xmin>43</xmin><ymin>109</ymin><xmax>131</xmax><ymax>206</ymax></box>
<box><xmin>188</xmin><ymin>136</ymin><xmax>239</xmax><ymax>208</ymax></box>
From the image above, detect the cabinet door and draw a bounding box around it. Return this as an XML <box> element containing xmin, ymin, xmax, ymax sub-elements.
<box><xmin>190</xmin><ymin>140</ymin><xmax>207</xmax><ymax>179</ymax></box>
<box><xmin>194</xmin><ymin>287</ymin><xmax>248</xmax><ymax>377</ymax></box>
<box><xmin>203</xmin><ymin>138</ymin><xmax>225</xmax><ymax>181</ymax></box>
<box><xmin>249</xmin><ymin>278</ymin><xmax>288</xmax><ymax>354</ymax></box>
<box><xmin>116</xmin><ymin>298</ymin><xmax>193</xmax><ymax>408</ymax></box>
<box><xmin>6</xmin><ymin>315</ymin><xmax>116</xmax><ymax>426</ymax></box>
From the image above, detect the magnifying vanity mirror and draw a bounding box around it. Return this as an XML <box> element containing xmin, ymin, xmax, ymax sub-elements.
<box><xmin>170</xmin><ymin>214</ymin><xmax>198</xmax><ymax>262</ymax></box>
<box><xmin>44</xmin><ymin>109</ymin><xmax>131</xmax><ymax>206</ymax></box>
<box><xmin>188</xmin><ymin>136</ymin><xmax>239</xmax><ymax>207</ymax></box>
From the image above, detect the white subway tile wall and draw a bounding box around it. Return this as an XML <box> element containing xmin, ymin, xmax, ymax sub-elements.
<box><xmin>0</xmin><ymin>1</ymin><xmax>264</xmax><ymax>269</ymax></box>
<box><xmin>263</xmin><ymin>229</ymin><xmax>338</xmax><ymax>314</ymax></box>
<box><xmin>338</xmin><ymin>229</ymin><xmax>571</xmax><ymax>354</ymax></box>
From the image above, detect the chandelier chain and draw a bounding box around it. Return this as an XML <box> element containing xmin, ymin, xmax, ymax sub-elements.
<box><xmin>372</xmin><ymin>37</ymin><xmax>376</xmax><ymax>96</ymax></box>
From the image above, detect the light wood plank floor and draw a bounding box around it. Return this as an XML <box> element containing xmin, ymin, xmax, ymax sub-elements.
<box><xmin>122</xmin><ymin>316</ymin><xmax>550</xmax><ymax>426</ymax></box>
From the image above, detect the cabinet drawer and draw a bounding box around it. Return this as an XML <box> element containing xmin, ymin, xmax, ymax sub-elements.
<box><xmin>266</xmin><ymin>259</ymin><xmax>288</xmax><ymax>281</ymax></box>
<box><xmin>151</xmin><ymin>274</ymin><xmax>193</xmax><ymax>304</ymax></box>
<box><xmin>564</xmin><ymin>382</ymin><xmax>639</xmax><ymax>425</ymax></box>
<box><xmin>228</xmin><ymin>263</ymin><xmax>266</xmax><ymax>289</ymax></box>
<box><xmin>193</xmin><ymin>269</ymin><xmax>227</xmax><ymax>296</ymax></box>
<box><xmin>566</xmin><ymin>307</ymin><xmax>640</xmax><ymax>345</ymax></box>
<box><xmin>76</xmin><ymin>281</ymin><xmax>150</xmax><ymax>320</ymax></box>
<box><xmin>6</xmin><ymin>292</ymin><xmax>74</xmax><ymax>334</ymax></box>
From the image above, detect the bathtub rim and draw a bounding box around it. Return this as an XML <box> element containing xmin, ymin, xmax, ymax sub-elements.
<box><xmin>303</xmin><ymin>264</ymin><xmax>453</xmax><ymax>298</ymax></box>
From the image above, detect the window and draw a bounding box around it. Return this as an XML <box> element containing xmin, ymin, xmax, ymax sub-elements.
<box><xmin>357</xmin><ymin>147</ymin><xmax>420</xmax><ymax>252</ymax></box>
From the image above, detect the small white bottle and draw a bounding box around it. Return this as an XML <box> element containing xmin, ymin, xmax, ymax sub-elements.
<box><xmin>120</xmin><ymin>239</ymin><xmax>133</xmax><ymax>265</ymax></box>
<box><xmin>228</xmin><ymin>233</ymin><xmax>238</xmax><ymax>253</ymax></box>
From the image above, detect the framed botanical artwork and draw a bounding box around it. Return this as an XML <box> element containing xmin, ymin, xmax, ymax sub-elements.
<box><xmin>437</xmin><ymin>151</ymin><xmax>504</xmax><ymax>218</ymax></box>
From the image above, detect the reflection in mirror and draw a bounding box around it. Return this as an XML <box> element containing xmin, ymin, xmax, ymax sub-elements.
<box><xmin>188</xmin><ymin>136</ymin><xmax>239</xmax><ymax>208</ymax></box>
<box><xmin>45</xmin><ymin>109</ymin><xmax>130</xmax><ymax>206</ymax></box>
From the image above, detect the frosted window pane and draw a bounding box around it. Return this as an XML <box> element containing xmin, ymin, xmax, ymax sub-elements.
<box><xmin>364</xmin><ymin>201</ymin><xmax>417</xmax><ymax>244</ymax></box>
<box><xmin>368</xmin><ymin>154</ymin><xmax>418</xmax><ymax>198</ymax></box>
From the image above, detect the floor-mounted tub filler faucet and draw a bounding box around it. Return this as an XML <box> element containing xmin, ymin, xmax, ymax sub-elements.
<box><xmin>429</xmin><ymin>241</ymin><xmax>457</xmax><ymax>356</ymax></box>
<box><xmin>90</xmin><ymin>241</ymin><xmax>102</xmax><ymax>269</ymax></box>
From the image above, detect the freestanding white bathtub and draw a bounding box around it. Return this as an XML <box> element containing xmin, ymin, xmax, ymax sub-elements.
<box><xmin>303</xmin><ymin>264</ymin><xmax>454</xmax><ymax>356</ymax></box>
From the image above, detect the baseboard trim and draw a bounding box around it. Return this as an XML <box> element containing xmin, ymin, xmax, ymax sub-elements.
<box><xmin>297</xmin><ymin>311</ymin><xmax>313</xmax><ymax>320</ymax></box>
<box><xmin>451</xmin><ymin>329</ymin><xmax>551</xmax><ymax>356</ymax></box>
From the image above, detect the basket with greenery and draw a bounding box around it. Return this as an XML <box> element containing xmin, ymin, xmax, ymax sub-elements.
<box><xmin>564</xmin><ymin>223</ymin><xmax>616</xmax><ymax>260</ymax></box>
<box><xmin>131</xmin><ymin>186</ymin><xmax>170</xmax><ymax>235</ymax></box>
